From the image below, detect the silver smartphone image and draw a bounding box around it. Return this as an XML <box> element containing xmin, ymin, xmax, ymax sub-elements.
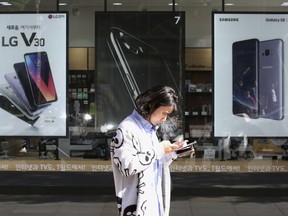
<box><xmin>4</xmin><ymin>72</ymin><xmax>48</xmax><ymax>117</ymax></box>
<box><xmin>107</xmin><ymin>27</ymin><xmax>179</xmax><ymax>106</ymax></box>
<box><xmin>259</xmin><ymin>39</ymin><xmax>284</xmax><ymax>120</ymax></box>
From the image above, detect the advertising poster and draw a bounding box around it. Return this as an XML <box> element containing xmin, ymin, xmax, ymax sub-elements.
<box><xmin>213</xmin><ymin>12</ymin><xmax>288</xmax><ymax>137</ymax></box>
<box><xmin>0</xmin><ymin>13</ymin><xmax>67</xmax><ymax>137</ymax></box>
<box><xmin>95</xmin><ymin>12</ymin><xmax>185</xmax><ymax>140</ymax></box>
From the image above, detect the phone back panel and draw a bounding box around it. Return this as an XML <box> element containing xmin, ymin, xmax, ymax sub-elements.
<box><xmin>259</xmin><ymin>39</ymin><xmax>284</xmax><ymax>120</ymax></box>
<box><xmin>0</xmin><ymin>95</ymin><xmax>39</xmax><ymax>125</ymax></box>
<box><xmin>0</xmin><ymin>83</ymin><xmax>36</xmax><ymax>119</ymax></box>
<box><xmin>107</xmin><ymin>27</ymin><xmax>179</xmax><ymax>103</ymax></box>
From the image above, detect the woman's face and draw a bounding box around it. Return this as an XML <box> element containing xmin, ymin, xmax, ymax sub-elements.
<box><xmin>149</xmin><ymin>105</ymin><xmax>174</xmax><ymax>126</ymax></box>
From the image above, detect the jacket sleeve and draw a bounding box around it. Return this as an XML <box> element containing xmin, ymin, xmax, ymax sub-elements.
<box><xmin>163</xmin><ymin>152</ymin><xmax>178</xmax><ymax>166</ymax></box>
<box><xmin>111</xmin><ymin>122</ymin><xmax>165</xmax><ymax>177</ymax></box>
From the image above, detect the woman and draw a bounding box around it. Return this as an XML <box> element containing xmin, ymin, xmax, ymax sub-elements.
<box><xmin>111</xmin><ymin>85</ymin><xmax>185</xmax><ymax>216</ymax></box>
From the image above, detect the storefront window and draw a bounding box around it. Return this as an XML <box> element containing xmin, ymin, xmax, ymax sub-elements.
<box><xmin>0</xmin><ymin>0</ymin><xmax>287</xmax><ymax>173</ymax></box>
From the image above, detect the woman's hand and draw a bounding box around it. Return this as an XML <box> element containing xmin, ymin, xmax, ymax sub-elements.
<box><xmin>161</xmin><ymin>140</ymin><xmax>188</xmax><ymax>154</ymax></box>
<box><xmin>174</xmin><ymin>140</ymin><xmax>187</xmax><ymax>149</ymax></box>
<box><xmin>160</xmin><ymin>140</ymin><xmax>179</xmax><ymax>154</ymax></box>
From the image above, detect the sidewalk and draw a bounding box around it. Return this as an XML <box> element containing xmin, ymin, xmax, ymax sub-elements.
<box><xmin>0</xmin><ymin>172</ymin><xmax>288</xmax><ymax>215</ymax></box>
<box><xmin>1</xmin><ymin>171</ymin><xmax>288</xmax><ymax>196</ymax></box>
<box><xmin>0</xmin><ymin>194</ymin><xmax>287</xmax><ymax>216</ymax></box>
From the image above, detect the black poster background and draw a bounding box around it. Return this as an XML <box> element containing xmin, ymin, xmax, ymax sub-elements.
<box><xmin>95</xmin><ymin>12</ymin><xmax>185</xmax><ymax>139</ymax></box>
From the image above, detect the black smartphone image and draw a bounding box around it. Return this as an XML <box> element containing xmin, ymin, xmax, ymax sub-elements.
<box><xmin>13</xmin><ymin>62</ymin><xmax>50</xmax><ymax>111</ymax></box>
<box><xmin>259</xmin><ymin>39</ymin><xmax>284</xmax><ymax>120</ymax></box>
<box><xmin>5</xmin><ymin>72</ymin><xmax>48</xmax><ymax>117</ymax></box>
<box><xmin>24</xmin><ymin>51</ymin><xmax>57</xmax><ymax>106</ymax></box>
<box><xmin>0</xmin><ymin>95</ymin><xmax>39</xmax><ymax>125</ymax></box>
<box><xmin>175</xmin><ymin>141</ymin><xmax>196</xmax><ymax>154</ymax></box>
<box><xmin>0</xmin><ymin>83</ymin><xmax>37</xmax><ymax>119</ymax></box>
<box><xmin>232</xmin><ymin>39</ymin><xmax>259</xmax><ymax>118</ymax></box>
<box><xmin>107</xmin><ymin>27</ymin><xmax>179</xmax><ymax>106</ymax></box>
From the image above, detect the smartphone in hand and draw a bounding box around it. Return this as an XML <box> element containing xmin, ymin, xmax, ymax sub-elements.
<box><xmin>176</xmin><ymin>141</ymin><xmax>196</xmax><ymax>154</ymax></box>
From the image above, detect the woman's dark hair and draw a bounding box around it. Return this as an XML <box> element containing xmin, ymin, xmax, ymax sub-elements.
<box><xmin>135</xmin><ymin>85</ymin><xmax>179</xmax><ymax>119</ymax></box>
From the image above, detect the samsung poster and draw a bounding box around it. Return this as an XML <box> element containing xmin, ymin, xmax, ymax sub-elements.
<box><xmin>95</xmin><ymin>12</ymin><xmax>185</xmax><ymax>140</ymax></box>
<box><xmin>213</xmin><ymin>12</ymin><xmax>288</xmax><ymax>137</ymax></box>
<box><xmin>0</xmin><ymin>13</ymin><xmax>67</xmax><ymax>137</ymax></box>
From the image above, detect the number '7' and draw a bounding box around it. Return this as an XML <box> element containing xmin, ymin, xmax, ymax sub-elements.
<box><xmin>174</xmin><ymin>16</ymin><xmax>180</xmax><ymax>24</ymax></box>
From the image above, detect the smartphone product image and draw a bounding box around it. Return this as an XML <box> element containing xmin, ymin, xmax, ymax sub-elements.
<box><xmin>259</xmin><ymin>39</ymin><xmax>284</xmax><ymax>120</ymax></box>
<box><xmin>24</xmin><ymin>51</ymin><xmax>57</xmax><ymax>106</ymax></box>
<box><xmin>107</xmin><ymin>27</ymin><xmax>179</xmax><ymax>106</ymax></box>
<box><xmin>0</xmin><ymin>83</ymin><xmax>38</xmax><ymax>120</ymax></box>
<box><xmin>0</xmin><ymin>95</ymin><xmax>39</xmax><ymax>125</ymax></box>
<box><xmin>232</xmin><ymin>39</ymin><xmax>259</xmax><ymax>119</ymax></box>
<box><xmin>14</xmin><ymin>62</ymin><xmax>50</xmax><ymax>111</ymax></box>
<box><xmin>4</xmin><ymin>72</ymin><xmax>48</xmax><ymax>117</ymax></box>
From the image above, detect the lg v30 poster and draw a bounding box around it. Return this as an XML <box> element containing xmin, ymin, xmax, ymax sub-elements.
<box><xmin>214</xmin><ymin>12</ymin><xmax>287</xmax><ymax>137</ymax></box>
<box><xmin>0</xmin><ymin>13</ymin><xmax>67</xmax><ymax>137</ymax></box>
<box><xmin>95</xmin><ymin>12</ymin><xmax>185</xmax><ymax>140</ymax></box>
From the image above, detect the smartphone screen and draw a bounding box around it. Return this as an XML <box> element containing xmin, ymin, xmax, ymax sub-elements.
<box><xmin>14</xmin><ymin>62</ymin><xmax>50</xmax><ymax>110</ymax></box>
<box><xmin>232</xmin><ymin>39</ymin><xmax>259</xmax><ymax>118</ymax></box>
<box><xmin>24</xmin><ymin>51</ymin><xmax>57</xmax><ymax>106</ymax></box>
<box><xmin>107</xmin><ymin>27</ymin><xmax>179</xmax><ymax>105</ymax></box>
<box><xmin>259</xmin><ymin>39</ymin><xmax>284</xmax><ymax>120</ymax></box>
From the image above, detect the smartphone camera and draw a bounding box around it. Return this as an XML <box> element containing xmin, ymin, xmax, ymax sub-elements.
<box><xmin>119</xmin><ymin>32</ymin><xmax>144</xmax><ymax>55</ymax></box>
<box><xmin>264</xmin><ymin>49</ymin><xmax>270</xmax><ymax>56</ymax></box>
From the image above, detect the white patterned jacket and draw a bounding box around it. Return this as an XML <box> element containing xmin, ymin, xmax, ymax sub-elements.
<box><xmin>111</xmin><ymin>110</ymin><xmax>177</xmax><ymax>216</ymax></box>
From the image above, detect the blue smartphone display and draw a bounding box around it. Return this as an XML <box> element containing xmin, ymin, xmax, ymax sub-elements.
<box><xmin>232</xmin><ymin>39</ymin><xmax>259</xmax><ymax>118</ymax></box>
<box><xmin>232</xmin><ymin>38</ymin><xmax>284</xmax><ymax>120</ymax></box>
